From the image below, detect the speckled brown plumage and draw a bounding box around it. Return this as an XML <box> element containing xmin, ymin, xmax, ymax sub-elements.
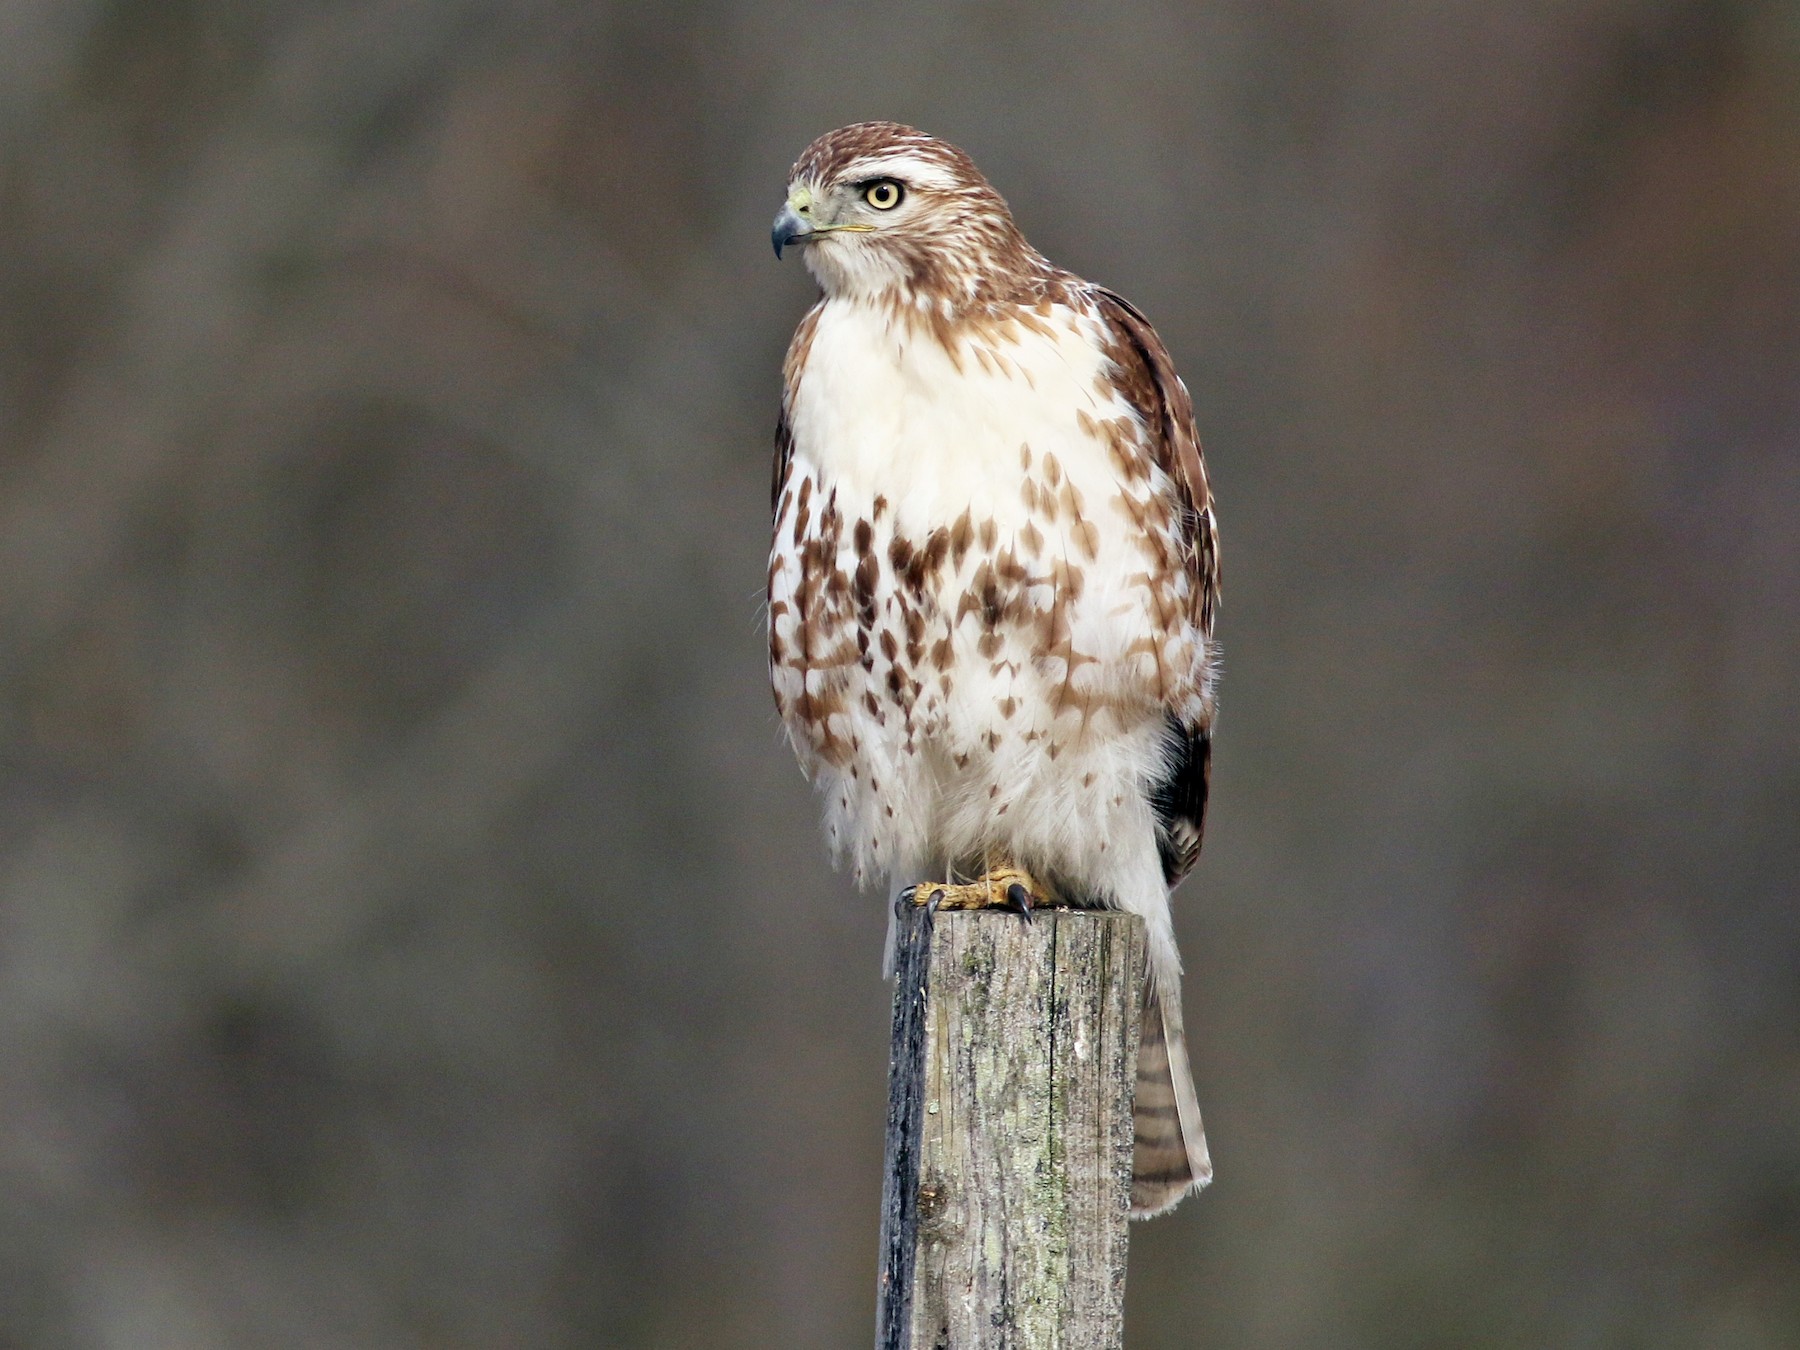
<box><xmin>767</xmin><ymin>122</ymin><xmax>1222</xmax><ymax>1216</ymax></box>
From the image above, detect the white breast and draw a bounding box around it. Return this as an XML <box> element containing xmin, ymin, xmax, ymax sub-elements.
<box><xmin>771</xmin><ymin>296</ymin><xmax>1202</xmax><ymax>960</ymax></box>
<box><xmin>791</xmin><ymin>299</ymin><xmax>1121</xmax><ymax>538</ymax></box>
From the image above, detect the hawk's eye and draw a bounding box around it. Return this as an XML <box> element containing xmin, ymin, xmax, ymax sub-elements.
<box><xmin>863</xmin><ymin>179</ymin><xmax>904</xmax><ymax>210</ymax></box>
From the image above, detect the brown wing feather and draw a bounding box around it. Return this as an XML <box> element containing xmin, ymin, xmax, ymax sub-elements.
<box><xmin>1089</xmin><ymin>286</ymin><xmax>1219</xmax><ymax>635</ymax></box>
<box><xmin>1088</xmin><ymin>286</ymin><xmax>1220</xmax><ymax>885</ymax></box>
<box><xmin>774</xmin><ymin>300</ymin><xmax>825</xmax><ymax>503</ymax></box>
<box><xmin>773</xmin><ymin>304</ymin><xmax>824</xmax><ymax>511</ymax></box>
<box><xmin>772</xmin><ymin>407</ymin><xmax>793</xmax><ymax>513</ymax></box>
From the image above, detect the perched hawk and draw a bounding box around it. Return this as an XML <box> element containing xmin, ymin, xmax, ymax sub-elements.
<box><xmin>767</xmin><ymin>123</ymin><xmax>1220</xmax><ymax>1216</ymax></box>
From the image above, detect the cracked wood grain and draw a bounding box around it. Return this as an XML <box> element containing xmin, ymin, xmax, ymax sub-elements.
<box><xmin>878</xmin><ymin>905</ymin><xmax>1145</xmax><ymax>1349</ymax></box>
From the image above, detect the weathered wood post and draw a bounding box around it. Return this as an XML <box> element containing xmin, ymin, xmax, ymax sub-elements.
<box><xmin>877</xmin><ymin>903</ymin><xmax>1146</xmax><ymax>1349</ymax></box>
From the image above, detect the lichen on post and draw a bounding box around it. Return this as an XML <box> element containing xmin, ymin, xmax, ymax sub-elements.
<box><xmin>877</xmin><ymin>904</ymin><xmax>1146</xmax><ymax>1349</ymax></box>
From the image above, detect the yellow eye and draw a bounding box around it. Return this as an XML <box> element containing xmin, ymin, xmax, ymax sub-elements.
<box><xmin>863</xmin><ymin>179</ymin><xmax>904</xmax><ymax>210</ymax></box>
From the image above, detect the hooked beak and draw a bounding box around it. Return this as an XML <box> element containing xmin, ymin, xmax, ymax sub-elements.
<box><xmin>771</xmin><ymin>202</ymin><xmax>811</xmax><ymax>259</ymax></box>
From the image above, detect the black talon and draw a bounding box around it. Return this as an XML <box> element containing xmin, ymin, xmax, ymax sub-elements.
<box><xmin>897</xmin><ymin>884</ymin><xmax>918</xmax><ymax>916</ymax></box>
<box><xmin>1007</xmin><ymin>883</ymin><xmax>1034</xmax><ymax>924</ymax></box>
<box><xmin>928</xmin><ymin>887</ymin><xmax>946</xmax><ymax>915</ymax></box>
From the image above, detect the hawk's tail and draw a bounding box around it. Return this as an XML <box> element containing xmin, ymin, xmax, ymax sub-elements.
<box><xmin>1131</xmin><ymin>978</ymin><xmax>1212</xmax><ymax>1217</ymax></box>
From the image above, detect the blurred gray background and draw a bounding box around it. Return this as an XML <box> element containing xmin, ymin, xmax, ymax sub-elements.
<box><xmin>2</xmin><ymin>0</ymin><xmax>1797</xmax><ymax>1345</ymax></box>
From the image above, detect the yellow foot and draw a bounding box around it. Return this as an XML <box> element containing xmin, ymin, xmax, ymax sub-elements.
<box><xmin>904</xmin><ymin>868</ymin><xmax>1053</xmax><ymax>921</ymax></box>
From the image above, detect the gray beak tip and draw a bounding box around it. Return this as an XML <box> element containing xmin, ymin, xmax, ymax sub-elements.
<box><xmin>771</xmin><ymin>204</ymin><xmax>808</xmax><ymax>261</ymax></box>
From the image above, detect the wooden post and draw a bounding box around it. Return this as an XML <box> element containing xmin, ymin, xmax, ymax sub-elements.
<box><xmin>877</xmin><ymin>903</ymin><xmax>1146</xmax><ymax>1350</ymax></box>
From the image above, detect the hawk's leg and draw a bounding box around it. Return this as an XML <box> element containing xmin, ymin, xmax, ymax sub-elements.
<box><xmin>903</xmin><ymin>866</ymin><xmax>1053</xmax><ymax>922</ymax></box>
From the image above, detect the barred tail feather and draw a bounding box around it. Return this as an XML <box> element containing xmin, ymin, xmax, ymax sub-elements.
<box><xmin>1131</xmin><ymin>979</ymin><xmax>1211</xmax><ymax>1217</ymax></box>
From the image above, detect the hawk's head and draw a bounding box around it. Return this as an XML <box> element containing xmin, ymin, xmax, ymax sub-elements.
<box><xmin>772</xmin><ymin>122</ymin><xmax>1038</xmax><ymax>308</ymax></box>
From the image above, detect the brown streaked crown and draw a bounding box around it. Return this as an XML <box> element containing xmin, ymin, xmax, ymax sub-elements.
<box><xmin>784</xmin><ymin>122</ymin><xmax>1060</xmax><ymax>311</ymax></box>
<box><xmin>790</xmin><ymin>121</ymin><xmax>980</xmax><ymax>191</ymax></box>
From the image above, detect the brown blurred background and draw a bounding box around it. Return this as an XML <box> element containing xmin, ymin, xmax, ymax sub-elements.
<box><xmin>2</xmin><ymin>1</ymin><xmax>1797</xmax><ymax>1345</ymax></box>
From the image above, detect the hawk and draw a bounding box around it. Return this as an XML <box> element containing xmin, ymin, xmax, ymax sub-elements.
<box><xmin>767</xmin><ymin>123</ymin><xmax>1220</xmax><ymax>1215</ymax></box>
